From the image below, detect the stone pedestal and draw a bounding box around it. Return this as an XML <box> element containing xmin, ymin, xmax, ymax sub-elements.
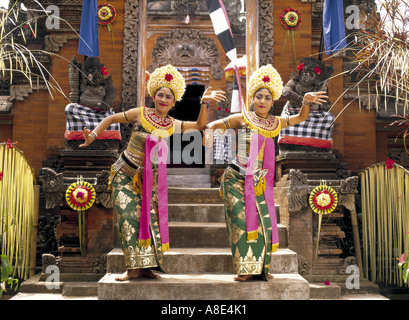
<box><xmin>274</xmin><ymin>153</ymin><xmax>361</xmax><ymax>277</ymax></box>
<box><xmin>39</xmin><ymin>141</ymin><xmax>119</xmax><ymax>274</ymax></box>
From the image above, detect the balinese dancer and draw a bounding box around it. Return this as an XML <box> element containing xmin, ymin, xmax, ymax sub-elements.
<box><xmin>80</xmin><ymin>65</ymin><xmax>225</xmax><ymax>280</ymax></box>
<box><xmin>206</xmin><ymin>64</ymin><xmax>327</xmax><ymax>281</ymax></box>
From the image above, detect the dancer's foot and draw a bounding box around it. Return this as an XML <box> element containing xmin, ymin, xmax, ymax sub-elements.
<box><xmin>234</xmin><ymin>275</ymin><xmax>253</xmax><ymax>281</ymax></box>
<box><xmin>115</xmin><ymin>269</ymin><xmax>141</xmax><ymax>281</ymax></box>
<box><xmin>267</xmin><ymin>272</ymin><xmax>274</xmax><ymax>279</ymax></box>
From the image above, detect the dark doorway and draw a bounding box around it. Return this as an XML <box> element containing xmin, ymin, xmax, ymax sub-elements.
<box><xmin>168</xmin><ymin>84</ymin><xmax>205</xmax><ymax>168</ymax></box>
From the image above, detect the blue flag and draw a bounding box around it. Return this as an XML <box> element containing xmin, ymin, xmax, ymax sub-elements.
<box><xmin>78</xmin><ymin>0</ymin><xmax>99</xmax><ymax>56</ymax></box>
<box><xmin>323</xmin><ymin>0</ymin><xmax>347</xmax><ymax>55</ymax></box>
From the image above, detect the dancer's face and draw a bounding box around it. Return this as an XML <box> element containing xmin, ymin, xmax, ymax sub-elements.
<box><xmin>154</xmin><ymin>87</ymin><xmax>175</xmax><ymax>117</ymax></box>
<box><xmin>253</xmin><ymin>88</ymin><xmax>274</xmax><ymax>118</ymax></box>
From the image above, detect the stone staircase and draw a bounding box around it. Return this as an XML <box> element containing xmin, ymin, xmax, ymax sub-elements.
<box><xmin>13</xmin><ymin>185</ymin><xmax>387</xmax><ymax>300</ymax></box>
<box><xmin>97</xmin><ymin>186</ymin><xmax>311</xmax><ymax>300</ymax></box>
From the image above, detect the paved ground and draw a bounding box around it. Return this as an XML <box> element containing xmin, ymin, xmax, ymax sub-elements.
<box><xmin>5</xmin><ymin>292</ymin><xmax>390</xmax><ymax>300</ymax></box>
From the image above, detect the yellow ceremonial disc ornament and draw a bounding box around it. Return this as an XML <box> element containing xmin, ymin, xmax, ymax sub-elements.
<box><xmin>309</xmin><ymin>181</ymin><xmax>338</xmax><ymax>258</ymax></box>
<box><xmin>66</xmin><ymin>180</ymin><xmax>96</xmax><ymax>254</ymax></box>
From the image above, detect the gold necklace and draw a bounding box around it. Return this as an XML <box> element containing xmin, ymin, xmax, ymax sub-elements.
<box><xmin>140</xmin><ymin>107</ymin><xmax>175</xmax><ymax>138</ymax></box>
<box><xmin>242</xmin><ymin>111</ymin><xmax>281</xmax><ymax>138</ymax></box>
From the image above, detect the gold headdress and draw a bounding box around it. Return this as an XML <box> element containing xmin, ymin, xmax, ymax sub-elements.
<box><xmin>247</xmin><ymin>64</ymin><xmax>283</xmax><ymax>104</ymax></box>
<box><xmin>147</xmin><ymin>64</ymin><xmax>186</xmax><ymax>101</ymax></box>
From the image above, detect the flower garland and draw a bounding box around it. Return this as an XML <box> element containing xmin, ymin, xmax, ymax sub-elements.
<box><xmin>279</xmin><ymin>7</ymin><xmax>302</xmax><ymax>64</ymax></box>
<box><xmin>309</xmin><ymin>181</ymin><xmax>338</xmax><ymax>258</ymax></box>
<box><xmin>65</xmin><ymin>180</ymin><xmax>96</xmax><ymax>254</ymax></box>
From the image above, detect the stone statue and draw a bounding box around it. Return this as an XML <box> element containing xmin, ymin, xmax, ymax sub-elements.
<box><xmin>278</xmin><ymin>57</ymin><xmax>335</xmax><ymax>152</ymax></box>
<box><xmin>64</xmin><ymin>56</ymin><xmax>120</xmax><ymax>148</ymax></box>
<box><xmin>68</xmin><ymin>56</ymin><xmax>115</xmax><ymax>111</ymax></box>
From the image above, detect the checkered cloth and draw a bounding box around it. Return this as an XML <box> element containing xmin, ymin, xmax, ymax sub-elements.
<box><xmin>278</xmin><ymin>104</ymin><xmax>335</xmax><ymax>148</ymax></box>
<box><xmin>64</xmin><ymin>103</ymin><xmax>121</xmax><ymax>140</ymax></box>
<box><xmin>213</xmin><ymin>130</ymin><xmax>232</xmax><ymax>163</ymax></box>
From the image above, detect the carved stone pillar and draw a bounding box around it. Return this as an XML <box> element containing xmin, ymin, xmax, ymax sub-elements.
<box><xmin>122</xmin><ymin>0</ymin><xmax>140</xmax><ymax>112</ymax></box>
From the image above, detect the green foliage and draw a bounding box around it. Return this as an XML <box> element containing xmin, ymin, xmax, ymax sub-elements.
<box><xmin>0</xmin><ymin>255</ymin><xmax>19</xmax><ymax>299</ymax></box>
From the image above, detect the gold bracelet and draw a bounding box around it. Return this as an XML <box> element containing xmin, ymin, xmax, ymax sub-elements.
<box><xmin>223</xmin><ymin>118</ymin><xmax>231</xmax><ymax>129</ymax></box>
<box><xmin>123</xmin><ymin>111</ymin><xmax>129</xmax><ymax>122</ymax></box>
<box><xmin>89</xmin><ymin>131</ymin><xmax>98</xmax><ymax>141</ymax></box>
<box><xmin>285</xmin><ymin>115</ymin><xmax>290</xmax><ymax>126</ymax></box>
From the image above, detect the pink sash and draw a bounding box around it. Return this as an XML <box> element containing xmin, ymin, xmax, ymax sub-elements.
<box><xmin>244</xmin><ymin>133</ymin><xmax>279</xmax><ymax>248</ymax></box>
<box><xmin>139</xmin><ymin>135</ymin><xmax>170</xmax><ymax>251</ymax></box>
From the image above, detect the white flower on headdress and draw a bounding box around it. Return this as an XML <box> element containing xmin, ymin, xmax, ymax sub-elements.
<box><xmin>147</xmin><ymin>65</ymin><xmax>186</xmax><ymax>101</ymax></box>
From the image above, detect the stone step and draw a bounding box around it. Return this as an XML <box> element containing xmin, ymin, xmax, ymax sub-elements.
<box><xmin>19</xmin><ymin>273</ymin><xmax>101</xmax><ymax>296</ymax></box>
<box><xmin>62</xmin><ymin>282</ymin><xmax>98</xmax><ymax>297</ymax></box>
<box><xmin>106</xmin><ymin>247</ymin><xmax>298</xmax><ymax>274</ymax></box>
<box><xmin>169</xmin><ymin>204</ymin><xmax>281</xmax><ymax>223</ymax></box>
<box><xmin>308</xmin><ymin>279</ymin><xmax>381</xmax><ymax>299</ymax></box>
<box><xmin>169</xmin><ymin>203</ymin><xmax>225</xmax><ymax>222</ymax></box>
<box><xmin>168</xmin><ymin>187</ymin><xmax>222</xmax><ymax>204</ymax></box>
<box><xmin>98</xmin><ymin>272</ymin><xmax>310</xmax><ymax>300</ymax></box>
<box><xmin>167</xmin><ymin>168</ymin><xmax>211</xmax><ymax>188</ymax></box>
<box><xmin>169</xmin><ymin>182</ymin><xmax>212</xmax><ymax>188</ymax></box>
<box><xmin>309</xmin><ymin>282</ymin><xmax>342</xmax><ymax>299</ymax></box>
<box><xmin>167</xmin><ymin>168</ymin><xmax>210</xmax><ymax>175</ymax></box>
<box><xmin>168</xmin><ymin>222</ymin><xmax>288</xmax><ymax>248</ymax></box>
<box><xmin>167</xmin><ymin>177</ymin><xmax>211</xmax><ymax>188</ymax></box>
<box><xmin>169</xmin><ymin>222</ymin><xmax>228</xmax><ymax>248</ymax></box>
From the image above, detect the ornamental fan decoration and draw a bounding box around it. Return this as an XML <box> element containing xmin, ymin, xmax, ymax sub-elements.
<box><xmin>65</xmin><ymin>179</ymin><xmax>96</xmax><ymax>254</ymax></box>
<box><xmin>309</xmin><ymin>181</ymin><xmax>338</xmax><ymax>258</ymax></box>
<box><xmin>279</xmin><ymin>7</ymin><xmax>302</xmax><ymax>64</ymax></box>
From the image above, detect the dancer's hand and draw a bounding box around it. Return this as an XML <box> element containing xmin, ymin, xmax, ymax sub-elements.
<box><xmin>201</xmin><ymin>86</ymin><xmax>227</xmax><ymax>103</ymax></box>
<box><xmin>303</xmin><ymin>91</ymin><xmax>329</xmax><ymax>105</ymax></box>
<box><xmin>79</xmin><ymin>127</ymin><xmax>96</xmax><ymax>148</ymax></box>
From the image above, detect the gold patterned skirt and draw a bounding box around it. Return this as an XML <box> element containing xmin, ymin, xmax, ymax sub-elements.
<box><xmin>221</xmin><ymin>166</ymin><xmax>273</xmax><ymax>280</ymax></box>
<box><xmin>112</xmin><ymin>169</ymin><xmax>165</xmax><ymax>271</ymax></box>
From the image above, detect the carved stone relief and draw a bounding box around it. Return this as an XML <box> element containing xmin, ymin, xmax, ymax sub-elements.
<box><xmin>148</xmin><ymin>29</ymin><xmax>224</xmax><ymax>80</ymax></box>
<box><xmin>287</xmin><ymin>169</ymin><xmax>310</xmax><ymax>213</ymax></box>
<box><xmin>259</xmin><ymin>0</ymin><xmax>275</xmax><ymax>66</ymax></box>
<box><xmin>39</xmin><ymin>167</ymin><xmax>113</xmax><ymax>209</ymax></box>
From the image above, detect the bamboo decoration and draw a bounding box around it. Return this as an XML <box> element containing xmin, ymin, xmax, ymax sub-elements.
<box><xmin>0</xmin><ymin>143</ymin><xmax>36</xmax><ymax>280</ymax></box>
<box><xmin>360</xmin><ymin>161</ymin><xmax>409</xmax><ymax>286</ymax></box>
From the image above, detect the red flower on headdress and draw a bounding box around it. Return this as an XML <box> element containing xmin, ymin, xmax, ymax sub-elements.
<box><xmin>315</xmin><ymin>67</ymin><xmax>322</xmax><ymax>75</ymax></box>
<box><xmin>262</xmin><ymin>76</ymin><xmax>270</xmax><ymax>83</ymax></box>
<box><xmin>165</xmin><ymin>73</ymin><xmax>173</xmax><ymax>82</ymax></box>
<box><xmin>386</xmin><ymin>158</ymin><xmax>395</xmax><ymax>169</ymax></box>
<box><xmin>101</xmin><ymin>67</ymin><xmax>108</xmax><ymax>76</ymax></box>
<box><xmin>0</xmin><ymin>171</ymin><xmax>3</xmax><ymax>182</ymax></box>
<box><xmin>297</xmin><ymin>63</ymin><xmax>304</xmax><ymax>71</ymax></box>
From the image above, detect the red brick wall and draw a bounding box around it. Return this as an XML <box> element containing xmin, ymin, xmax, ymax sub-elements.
<box><xmin>273</xmin><ymin>0</ymin><xmax>379</xmax><ymax>173</ymax></box>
